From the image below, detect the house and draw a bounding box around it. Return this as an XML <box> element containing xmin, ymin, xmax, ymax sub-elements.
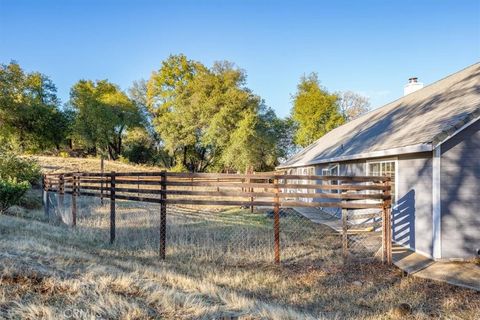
<box><xmin>278</xmin><ymin>63</ymin><xmax>480</xmax><ymax>261</ymax></box>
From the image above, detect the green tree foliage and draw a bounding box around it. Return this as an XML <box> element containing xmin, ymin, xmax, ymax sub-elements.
<box><xmin>0</xmin><ymin>180</ymin><xmax>29</xmax><ymax>214</ymax></box>
<box><xmin>147</xmin><ymin>55</ymin><xmax>283</xmax><ymax>172</ymax></box>
<box><xmin>0</xmin><ymin>62</ymin><xmax>71</xmax><ymax>151</ymax></box>
<box><xmin>122</xmin><ymin>127</ymin><xmax>157</xmax><ymax>164</ymax></box>
<box><xmin>0</xmin><ymin>149</ymin><xmax>40</xmax><ymax>213</ymax></box>
<box><xmin>291</xmin><ymin>73</ymin><xmax>344</xmax><ymax>147</ymax></box>
<box><xmin>147</xmin><ymin>54</ymin><xmax>207</xmax><ymax>171</ymax></box>
<box><xmin>69</xmin><ymin>80</ymin><xmax>143</xmax><ymax>160</ymax></box>
<box><xmin>124</xmin><ymin>79</ymin><xmax>172</xmax><ymax>166</ymax></box>
<box><xmin>0</xmin><ymin>151</ymin><xmax>41</xmax><ymax>185</ymax></box>
<box><xmin>222</xmin><ymin>107</ymin><xmax>290</xmax><ymax>172</ymax></box>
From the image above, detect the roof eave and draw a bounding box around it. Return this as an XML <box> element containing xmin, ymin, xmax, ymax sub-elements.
<box><xmin>432</xmin><ymin>111</ymin><xmax>480</xmax><ymax>148</ymax></box>
<box><xmin>276</xmin><ymin>143</ymin><xmax>433</xmax><ymax>169</ymax></box>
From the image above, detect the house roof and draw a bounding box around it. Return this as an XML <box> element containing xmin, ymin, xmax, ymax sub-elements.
<box><xmin>278</xmin><ymin>62</ymin><xmax>480</xmax><ymax>169</ymax></box>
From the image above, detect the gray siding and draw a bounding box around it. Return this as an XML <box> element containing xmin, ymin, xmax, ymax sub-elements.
<box><xmin>332</xmin><ymin>154</ymin><xmax>433</xmax><ymax>258</ymax></box>
<box><xmin>440</xmin><ymin>119</ymin><xmax>480</xmax><ymax>259</ymax></box>
<box><xmin>313</xmin><ymin>161</ymin><xmax>366</xmax><ymax>217</ymax></box>
<box><xmin>294</xmin><ymin>154</ymin><xmax>435</xmax><ymax>258</ymax></box>
<box><xmin>395</xmin><ymin>153</ymin><xmax>433</xmax><ymax>257</ymax></box>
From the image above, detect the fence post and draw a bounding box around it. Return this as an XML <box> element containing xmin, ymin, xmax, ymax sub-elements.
<box><xmin>382</xmin><ymin>178</ymin><xmax>392</xmax><ymax>264</ymax></box>
<box><xmin>160</xmin><ymin>170</ymin><xmax>167</xmax><ymax>259</ymax></box>
<box><xmin>273</xmin><ymin>177</ymin><xmax>280</xmax><ymax>264</ymax></box>
<box><xmin>71</xmin><ymin>173</ymin><xmax>77</xmax><ymax>227</ymax></box>
<box><xmin>58</xmin><ymin>174</ymin><xmax>65</xmax><ymax>221</ymax></box>
<box><xmin>100</xmin><ymin>157</ymin><xmax>105</xmax><ymax>206</ymax></box>
<box><xmin>43</xmin><ymin>175</ymin><xmax>49</xmax><ymax>218</ymax></box>
<box><xmin>110</xmin><ymin>171</ymin><xmax>116</xmax><ymax>244</ymax></box>
<box><xmin>342</xmin><ymin>194</ymin><xmax>348</xmax><ymax>260</ymax></box>
<box><xmin>42</xmin><ymin>175</ymin><xmax>45</xmax><ymax>206</ymax></box>
<box><xmin>251</xmin><ymin>172</ymin><xmax>257</xmax><ymax>213</ymax></box>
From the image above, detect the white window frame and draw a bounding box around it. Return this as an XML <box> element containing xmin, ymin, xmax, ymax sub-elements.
<box><xmin>366</xmin><ymin>158</ymin><xmax>398</xmax><ymax>205</ymax></box>
<box><xmin>321</xmin><ymin>163</ymin><xmax>340</xmax><ymax>193</ymax></box>
<box><xmin>299</xmin><ymin>166</ymin><xmax>315</xmax><ymax>202</ymax></box>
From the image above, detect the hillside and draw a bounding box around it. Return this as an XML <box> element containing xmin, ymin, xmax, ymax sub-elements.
<box><xmin>29</xmin><ymin>156</ymin><xmax>163</xmax><ymax>174</ymax></box>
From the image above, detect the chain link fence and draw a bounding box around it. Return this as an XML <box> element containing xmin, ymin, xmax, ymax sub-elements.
<box><xmin>43</xmin><ymin>172</ymin><xmax>392</xmax><ymax>265</ymax></box>
<box><xmin>44</xmin><ymin>191</ymin><xmax>378</xmax><ymax>266</ymax></box>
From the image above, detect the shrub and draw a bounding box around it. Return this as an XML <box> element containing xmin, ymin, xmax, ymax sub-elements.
<box><xmin>19</xmin><ymin>189</ymin><xmax>43</xmax><ymax>209</ymax></box>
<box><xmin>0</xmin><ymin>150</ymin><xmax>41</xmax><ymax>185</ymax></box>
<box><xmin>170</xmin><ymin>162</ymin><xmax>189</xmax><ymax>173</ymax></box>
<box><xmin>0</xmin><ymin>179</ymin><xmax>30</xmax><ymax>213</ymax></box>
<box><xmin>59</xmin><ymin>151</ymin><xmax>69</xmax><ymax>158</ymax></box>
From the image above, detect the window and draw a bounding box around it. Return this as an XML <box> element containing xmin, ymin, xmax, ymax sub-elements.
<box><xmin>299</xmin><ymin>167</ymin><xmax>315</xmax><ymax>201</ymax></box>
<box><xmin>367</xmin><ymin>160</ymin><xmax>396</xmax><ymax>202</ymax></box>
<box><xmin>322</xmin><ymin>164</ymin><xmax>339</xmax><ymax>193</ymax></box>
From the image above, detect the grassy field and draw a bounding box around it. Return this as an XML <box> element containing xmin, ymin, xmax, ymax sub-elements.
<box><xmin>1</xmin><ymin>156</ymin><xmax>479</xmax><ymax>319</ymax></box>
<box><xmin>28</xmin><ymin>155</ymin><xmax>163</xmax><ymax>174</ymax></box>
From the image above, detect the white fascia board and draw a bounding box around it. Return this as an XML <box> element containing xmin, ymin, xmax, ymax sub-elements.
<box><xmin>277</xmin><ymin>143</ymin><xmax>432</xmax><ymax>169</ymax></box>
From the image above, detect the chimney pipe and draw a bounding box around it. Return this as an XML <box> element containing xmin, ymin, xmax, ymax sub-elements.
<box><xmin>404</xmin><ymin>77</ymin><xmax>424</xmax><ymax>96</ymax></box>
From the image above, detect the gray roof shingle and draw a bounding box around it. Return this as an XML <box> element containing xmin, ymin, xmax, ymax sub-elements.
<box><xmin>279</xmin><ymin>63</ymin><xmax>480</xmax><ymax>168</ymax></box>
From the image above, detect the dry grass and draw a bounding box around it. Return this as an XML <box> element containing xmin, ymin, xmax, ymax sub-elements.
<box><xmin>28</xmin><ymin>155</ymin><xmax>162</xmax><ymax>174</ymax></box>
<box><xmin>1</xmin><ymin>157</ymin><xmax>479</xmax><ymax>319</ymax></box>
<box><xmin>2</xmin><ymin>197</ymin><xmax>479</xmax><ymax>319</ymax></box>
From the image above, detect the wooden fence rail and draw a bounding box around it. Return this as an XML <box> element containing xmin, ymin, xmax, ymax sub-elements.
<box><xmin>43</xmin><ymin>171</ymin><xmax>392</xmax><ymax>264</ymax></box>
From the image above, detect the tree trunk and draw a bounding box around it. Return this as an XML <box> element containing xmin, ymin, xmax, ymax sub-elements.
<box><xmin>107</xmin><ymin>145</ymin><xmax>116</xmax><ymax>160</ymax></box>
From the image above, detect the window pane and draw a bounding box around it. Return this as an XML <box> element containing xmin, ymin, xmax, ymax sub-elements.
<box><xmin>369</xmin><ymin>163</ymin><xmax>380</xmax><ymax>175</ymax></box>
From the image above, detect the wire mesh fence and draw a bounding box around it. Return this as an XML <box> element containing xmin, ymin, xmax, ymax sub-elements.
<box><xmin>43</xmin><ymin>171</ymin><xmax>392</xmax><ymax>265</ymax></box>
<box><xmin>44</xmin><ymin>192</ymin><xmax>382</xmax><ymax>267</ymax></box>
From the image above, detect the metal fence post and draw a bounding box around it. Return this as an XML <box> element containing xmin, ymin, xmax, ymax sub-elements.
<box><xmin>273</xmin><ymin>177</ymin><xmax>280</xmax><ymax>264</ymax></box>
<box><xmin>110</xmin><ymin>171</ymin><xmax>116</xmax><ymax>244</ymax></box>
<box><xmin>160</xmin><ymin>170</ymin><xmax>167</xmax><ymax>259</ymax></box>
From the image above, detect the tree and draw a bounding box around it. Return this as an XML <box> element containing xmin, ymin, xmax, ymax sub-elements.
<box><xmin>291</xmin><ymin>73</ymin><xmax>344</xmax><ymax>147</ymax></box>
<box><xmin>122</xmin><ymin>127</ymin><xmax>157</xmax><ymax>164</ymax></box>
<box><xmin>69</xmin><ymin>80</ymin><xmax>142</xmax><ymax>159</ymax></box>
<box><xmin>337</xmin><ymin>90</ymin><xmax>371</xmax><ymax>122</ymax></box>
<box><xmin>276</xmin><ymin>116</ymin><xmax>299</xmax><ymax>162</ymax></box>
<box><xmin>147</xmin><ymin>55</ymin><xmax>265</xmax><ymax>172</ymax></box>
<box><xmin>0</xmin><ymin>61</ymin><xmax>70</xmax><ymax>151</ymax></box>
<box><xmin>222</xmin><ymin>106</ymin><xmax>287</xmax><ymax>172</ymax></box>
<box><xmin>146</xmin><ymin>54</ymin><xmax>205</xmax><ymax>171</ymax></box>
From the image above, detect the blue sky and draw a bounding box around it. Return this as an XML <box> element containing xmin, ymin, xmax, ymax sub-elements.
<box><xmin>1</xmin><ymin>0</ymin><xmax>479</xmax><ymax>117</ymax></box>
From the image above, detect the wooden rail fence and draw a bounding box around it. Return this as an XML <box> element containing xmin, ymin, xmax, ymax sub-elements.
<box><xmin>43</xmin><ymin>171</ymin><xmax>392</xmax><ymax>264</ymax></box>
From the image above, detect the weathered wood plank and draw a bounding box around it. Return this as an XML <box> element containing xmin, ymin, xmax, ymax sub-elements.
<box><xmin>165</xmin><ymin>199</ymin><xmax>275</xmax><ymax>206</ymax></box>
<box><xmin>115</xmin><ymin>194</ymin><xmax>162</xmax><ymax>203</ymax></box>
<box><xmin>347</xmin><ymin>212</ymin><xmax>382</xmax><ymax>220</ymax></box>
